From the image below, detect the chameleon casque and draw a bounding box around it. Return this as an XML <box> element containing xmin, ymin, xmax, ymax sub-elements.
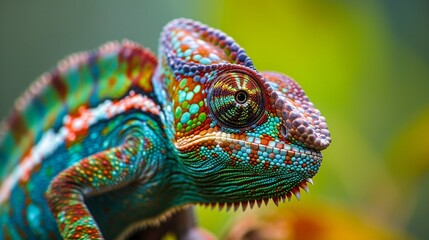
<box><xmin>0</xmin><ymin>19</ymin><xmax>331</xmax><ymax>239</ymax></box>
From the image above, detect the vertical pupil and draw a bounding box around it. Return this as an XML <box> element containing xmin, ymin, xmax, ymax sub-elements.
<box><xmin>235</xmin><ymin>90</ymin><xmax>248</xmax><ymax>103</ymax></box>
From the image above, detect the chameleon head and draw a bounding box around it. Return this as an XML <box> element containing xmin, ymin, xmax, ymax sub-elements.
<box><xmin>157</xmin><ymin>19</ymin><xmax>331</xmax><ymax>206</ymax></box>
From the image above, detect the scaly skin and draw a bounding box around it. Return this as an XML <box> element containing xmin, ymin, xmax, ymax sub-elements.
<box><xmin>0</xmin><ymin>19</ymin><xmax>331</xmax><ymax>239</ymax></box>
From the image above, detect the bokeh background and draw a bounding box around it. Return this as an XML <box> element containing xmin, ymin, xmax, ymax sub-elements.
<box><xmin>1</xmin><ymin>0</ymin><xmax>428</xmax><ymax>239</ymax></box>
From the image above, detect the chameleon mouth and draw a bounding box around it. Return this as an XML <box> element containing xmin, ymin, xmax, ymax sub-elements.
<box><xmin>176</xmin><ymin>134</ymin><xmax>323</xmax><ymax>169</ymax></box>
<box><xmin>197</xmin><ymin>178</ymin><xmax>314</xmax><ymax>212</ymax></box>
<box><xmin>177</xmin><ymin>133</ymin><xmax>323</xmax><ymax>158</ymax></box>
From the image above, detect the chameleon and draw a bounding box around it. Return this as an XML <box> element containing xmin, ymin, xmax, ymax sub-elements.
<box><xmin>0</xmin><ymin>18</ymin><xmax>331</xmax><ymax>239</ymax></box>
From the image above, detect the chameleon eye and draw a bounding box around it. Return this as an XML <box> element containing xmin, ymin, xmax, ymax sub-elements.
<box><xmin>209</xmin><ymin>71</ymin><xmax>265</xmax><ymax>129</ymax></box>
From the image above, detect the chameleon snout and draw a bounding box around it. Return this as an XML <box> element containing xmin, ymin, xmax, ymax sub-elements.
<box><xmin>262</xmin><ymin>72</ymin><xmax>331</xmax><ymax>151</ymax></box>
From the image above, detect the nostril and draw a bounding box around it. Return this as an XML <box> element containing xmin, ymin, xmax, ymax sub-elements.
<box><xmin>280</xmin><ymin>125</ymin><xmax>288</xmax><ymax>138</ymax></box>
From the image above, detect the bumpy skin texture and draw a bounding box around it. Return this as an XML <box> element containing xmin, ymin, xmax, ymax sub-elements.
<box><xmin>0</xmin><ymin>19</ymin><xmax>331</xmax><ymax>239</ymax></box>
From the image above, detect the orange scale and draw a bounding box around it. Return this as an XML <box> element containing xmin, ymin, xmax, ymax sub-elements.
<box><xmin>196</xmin><ymin>47</ymin><xmax>209</xmax><ymax>57</ymax></box>
<box><xmin>260</xmin><ymin>138</ymin><xmax>269</xmax><ymax>145</ymax></box>
<box><xmin>264</xmin><ymin>135</ymin><xmax>274</xmax><ymax>140</ymax></box>
<box><xmin>263</xmin><ymin>161</ymin><xmax>270</xmax><ymax>170</ymax></box>
<box><xmin>236</xmin><ymin>133</ymin><xmax>246</xmax><ymax>140</ymax></box>
<box><xmin>180</xmin><ymin>44</ymin><xmax>190</xmax><ymax>52</ymax></box>
<box><xmin>223</xmin><ymin>146</ymin><xmax>231</xmax><ymax>153</ymax></box>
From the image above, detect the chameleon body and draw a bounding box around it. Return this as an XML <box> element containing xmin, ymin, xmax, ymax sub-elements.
<box><xmin>0</xmin><ymin>19</ymin><xmax>331</xmax><ymax>239</ymax></box>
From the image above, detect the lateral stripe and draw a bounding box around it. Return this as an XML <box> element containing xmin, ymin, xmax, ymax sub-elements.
<box><xmin>0</xmin><ymin>92</ymin><xmax>159</xmax><ymax>203</ymax></box>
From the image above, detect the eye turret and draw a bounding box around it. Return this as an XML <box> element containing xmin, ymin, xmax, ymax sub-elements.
<box><xmin>208</xmin><ymin>71</ymin><xmax>265</xmax><ymax>129</ymax></box>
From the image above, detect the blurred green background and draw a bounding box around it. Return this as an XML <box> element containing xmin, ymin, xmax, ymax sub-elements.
<box><xmin>1</xmin><ymin>0</ymin><xmax>428</xmax><ymax>239</ymax></box>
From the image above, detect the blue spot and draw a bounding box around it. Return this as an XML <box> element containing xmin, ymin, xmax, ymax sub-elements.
<box><xmin>184</xmin><ymin>49</ymin><xmax>193</xmax><ymax>57</ymax></box>
<box><xmin>27</xmin><ymin>204</ymin><xmax>43</xmax><ymax>235</ymax></box>
<box><xmin>173</xmin><ymin>41</ymin><xmax>180</xmax><ymax>50</ymax></box>
<box><xmin>209</xmin><ymin>53</ymin><xmax>220</xmax><ymax>62</ymax></box>
<box><xmin>199</xmin><ymin>58</ymin><xmax>212</xmax><ymax>65</ymax></box>
<box><xmin>178</xmin><ymin>91</ymin><xmax>186</xmax><ymax>103</ymax></box>
<box><xmin>181</xmin><ymin>112</ymin><xmax>191</xmax><ymax>124</ymax></box>
<box><xmin>193</xmin><ymin>85</ymin><xmax>201</xmax><ymax>93</ymax></box>
<box><xmin>189</xmin><ymin>104</ymin><xmax>199</xmax><ymax>114</ymax></box>
<box><xmin>186</xmin><ymin>92</ymin><xmax>194</xmax><ymax>101</ymax></box>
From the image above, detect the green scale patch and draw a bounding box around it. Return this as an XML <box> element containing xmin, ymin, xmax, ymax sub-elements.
<box><xmin>174</xmin><ymin>78</ymin><xmax>207</xmax><ymax>133</ymax></box>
